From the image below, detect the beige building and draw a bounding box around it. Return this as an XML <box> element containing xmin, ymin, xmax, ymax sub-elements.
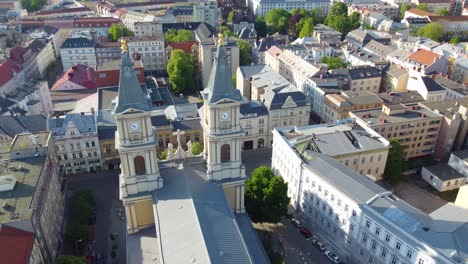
<box><xmin>1</xmin><ymin>132</ymin><xmax>65</xmax><ymax>263</ymax></box>
<box><xmin>239</xmin><ymin>101</ymin><xmax>269</xmax><ymax>150</ymax></box>
<box><xmin>133</xmin><ymin>21</ymin><xmax>163</xmax><ymax>38</ymax></box>
<box><xmin>350</xmin><ymin>104</ymin><xmax>443</xmax><ymax>159</ymax></box>
<box><xmin>275</xmin><ymin>120</ymin><xmax>390</xmax><ymax>180</ymax></box>
<box><xmin>199</xmin><ymin>38</ymin><xmax>239</xmax><ymax>88</ymax></box>
<box><xmin>126</xmin><ymin>36</ymin><xmax>166</xmax><ymax>73</ymax></box>
<box><xmin>48</xmin><ymin>112</ymin><xmax>104</xmax><ymax>175</ymax></box>
<box><xmin>323</xmin><ymin>91</ymin><xmax>384</xmax><ymax>123</ymax></box>
<box><xmin>348</xmin><ymin>66</ymin><xmax>382</xmax><ymax>93</ymax></box>
<box><xmin>381</xmin><ymin>64</ymin><xmax>409</xmax><ymax>92</ymax></box>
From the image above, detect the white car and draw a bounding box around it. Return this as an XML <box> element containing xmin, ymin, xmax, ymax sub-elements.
<box><xmin>324</xmin><ymin>250</ymin><xmax>341</xmax><ymax>263</ymax></box>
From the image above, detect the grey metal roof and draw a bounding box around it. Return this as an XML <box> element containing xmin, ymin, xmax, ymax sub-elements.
<box><xmin>48</xmin><ymin>113</ymin><xmax>96</xmax><ymax>136</ymax></box>
<box><xmin>240</xmin><ymin>101</ymin><xmax>269</xmax><ymax>116</ymax></box>
<box><xmin>203</xmin><ymin>45</ymin><xmax>243</xmax><ymax>104</ymax></box>
<box><xmin>452</xmin><ymin>150</ymin><xmax>468</xmax><ymax>161</ymax></box>
<box><xmin>238</xmin><ymin>64</ymin><xmax>268</xmax><ymax>79</ymax></box>
<box><xmin>423</xmin><ymin>164</ymin><xmax>465</xmax><ymax>181</ymax></box>
<box><xmin>0</xmin><ymin>115</ymin><xmax>47</xmax><ymax>137</ymax></box>
<box><xmin>113</xmin><ymin>51</ymin><xmax>152</xmax><ymax>114</ymax></box>
<box><xmin>172</xmin><ymin>118</ymin><xmax>202</xmax><ymax>131</ymax></box>
<box><xmin>151</xmin><ymin>115</ymin><xmax>170</xmax><ymax>127</ymax></box>
<box><xmin>348</xmin><ymin>66</ymin><xmax>381</xmax><ymax>80</ymax></box>
<box><xmin>153</xmin><ymin>163</ymin><xmax>265</xmax><ymax>263</ymax></box>
<box><xmin>262</xmin><ymin>89</ymin><xmax>307</xmax><ymax>110</ymax></box>
<box><xmin>97</xmin><ymin>126</ymin><xmax>116</xmax><ymax>140</ymax></box>
<box><xmin>235</xmin><ymin>213</ymin><xmax>270</xmax><ymax>264</ymax></box>
<box><xmin>60</xmin><ymin>37</ymin><xmax>95</xmax><ymax>49</ymax></box>
<box><xmin>421</xmin><ymin>76</ymin><xmax>446</xmax><ymax>92</ymax></box>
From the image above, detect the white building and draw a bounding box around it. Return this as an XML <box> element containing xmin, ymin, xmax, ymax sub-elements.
<box><xmin>59</xmin><ymin>37</ymin><xmax>97</xmax><ymax>71</ymax></box>
<box><xmin>193</xmin><ymin>0</ymin><xmax>219</xmax><ymax>28</ymax></box>
<box><xmin>133</xmin><ymin>21</ymin><xmax>163</xmax><ymax>38</ymax></box>
<box><xmin>421</xmin><ymin>164</ymin><xmax>466</xmax><ymax>192</ymax></box>
<box><xmin>448</xmin><ymin>150</ymin><xmax>468</xmax><ymax>177</ymax></box>
<box><xmin>127</xmin><ymin>37</ymin><xmax>166</xmax><ymax>73</ymax></box>
<box><xmin>48</xmin><ymin>112</ymin><xmax>103</xmax><ymax>175</ymax></box>
<box><xmin>272</xmin><ymin>128</ymin><xmax>468</xmax><ymax>264</ymax></box>
<box><xmin>248</xmin><ymin>0</ymin><xmax>329</xmax><ymax>17</ymax></box>
<box><xmin>0</xmin><ymin>81</ymin><xmax>53</xmax><ymax>116</ymax></box>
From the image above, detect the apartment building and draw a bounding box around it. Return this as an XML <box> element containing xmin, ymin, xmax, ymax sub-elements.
<box><xmin>199</xmin><ymin>38</ymin><xmax>239</xmax><ymax>87</ymax></box>
<box><xmin>272</xmin><ymin>128</ymin><xmax>468</xmax><ymax>264</ymax></box>
<box><xmin>127</xmin><ymin>37</ymin><xmax>166</xmax><ymax>73</ymax></box>
<box><xmin>133</xmin><ymin>21</ymin><xmax>164</xmax><ymax>37</ymax></box>
<box><xmin>248</xmin><ymin>0</ymin><xmax>329</xmax><ymax>17</ymax></box>
<box><xmin>276</xmin><ymin>120</ymin><xmax>390</xmax><ymax>180</ymax></box>
<box><xmin>60</xmin><ymin>37</ymin><xmax>97</xmax><ymax>70</ymax></box>
<box><xmin>312</xmin><ymin>24</ymin><xmax>342</xmax><ymax>45</ymax></box>
<box><xmin>0</xmin><ymin>132</ymin><xmax>65</xmax><ymax>264</ymax></box>
<box><xmin>323</xmin><ymin>91</ymin><xmax>384</xmax><ymax>123</ymax></box>
<box><xmin>449</xmin><ymin>150</ymin><xmax>468</xmax><ymax>177</ymax></box>
<box><xmin>350</xmin><ymin>104</ymin><xmax>443</xmax><ymax>159</ymax></box>
<box><xmin>95</xmin><ymin>42</ymin><xmax>121</xmax><ymax>65</ymax></box>
<box><xmin>381</xmin><ymin>64</ymin><xmax>409</xmax><ymax>92</ymax></box>
<box><xmin>48</xmin><ymin>112</ymin><xmax>103</xmax><ymax>175</ymax></box>
<box><xmin>451</xmin><ymin>57</ymin><xmax>468</xmax><ymax>84</ymax></box>
<box><xmin>348</xmin><ymin>66</ymin><xmax>382</xmax><ymax>93</ymax></box>
<box><xmin>0</xmin><ymin>81</ymin><xmax>53</xmax><ymax>116</ymax></box>
<box><xmin>239</xmin><ymin>101</ymin><xmax>269</xmax><ymax>150</ymax></box>
<box><xmin>193</xmin><ymin>0</ymin><xmax>218</xmax><ymax>28</ymax></box>
<box><xmin>407</xmin><ymin>75</ymin><xmax>448</xmax><ymax>102</ymax></box>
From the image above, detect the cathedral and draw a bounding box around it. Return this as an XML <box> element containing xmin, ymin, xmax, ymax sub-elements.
<box><xmin>112</xmin><ymin>37</ymin><xmax>268</xmax><ymax>263</ymax></box>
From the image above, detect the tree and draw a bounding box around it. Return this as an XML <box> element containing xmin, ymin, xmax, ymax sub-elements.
<box><xmin>237</xmin><ymin>39</ymin><xmax>252</xmax><ymax>66</ymax></box>
<box><xmin>164</xmin><ymin>29</ymin><xmax>193</xmax><ymax>43</ymax></box>
<box><xmin>399</xmin><ymin>4</ymin><xmax>413</xmax><ymax>20</ymax></box>
<box><xmin>324</xmin><ymin>4</ymin><xmax>360</xmax><ymax>37</ymax></box>
<box><xmin>449</xmin><ymin>36</ymin><xmax>460</xmax><ymax>44</ymax></box>
<box><xmin>57</xmin><ymin>255</ymin><xmax>87</xmax><ymax>264</ymax></box>
<box><xmin>437</xmin><ymin>8</ymin><xmax>450</xmax><ymax>16</ymax></box>
<box><xmin>255</xmin><ymin>16</ymin><xmax>267</xmax><ymax>38</ymax></box>
<box><xmin>191</xmin><ymin>142</ymin><xmax>203</xmax><ymax>155</ymax></box>
<box><xmin>417</xmin><ymin>23</ymin><xmax>445</xmax><ymax>42</ymax></box>
<box><xmin>329</xmin><ymin>2</ymin><xmax>348</xmax><ymax>16</ymax></box>
<box><xmin>350</xmin><ymin>12</ymin><xmax>361</xmax><ymax>29</ymax></box>
<box><xmin>245</xmin><ymin>166</ymin><xmax>290</xmax><ymax>223</ymax></box>
<box><xmin>416</xmin><ymin>3</ymin><xmax>430</xmax><ymax>12</ymax></box>
<box><xmin>219</xmin><ymin>26</ymin><xmax>236</xmax><ymax>37</ymax></box>
<box><xmin>227</xmin><ymin>10</ymin><xmax>235</xmax><ymax>23</ymax></box>
<box><xmin>265</xmin><ymin>9</ymin><xmax>291</xmax><ymax>33</ymax></box>
<box><xmin>298</xmin><ymin>17</ymin><xmax>314</xmax><ymax>38</ymax></box>
<box><xmin>20</xmin><ymin>0</ymin><xmax>46</xmax><ymax>12</ymax></box>
<box><xmin>167</xmin><ymin>50</ymin><xmax>195</xmax><ymax>93</ymax></box>
<box><xmin>320</xmin><ymin>56</ymin><xmax>347</xmax><ymax>69</ymax></box>
<box><xmin>65</xmin><ymin>224</ymin><xmax>90</xmax><ymax>242</ymax></box>
<box><xmin>108</xmin><ymin>23</ymin><xmax>134</xmax><ymax>42</ymax></box>
<box><xmin>384</xmin><ymin>138</ymin><xmax>405</xmax><ymax>185</ymax></box>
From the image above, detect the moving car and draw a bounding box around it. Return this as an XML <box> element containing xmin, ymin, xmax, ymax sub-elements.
<box><xmin>299</xmin><ymin>227</ymin><xmax>313</xmax><ymax>240</ymax></box>
<box><xmin>315</xmin><ymin>241</ymin><xmax>327</xmax><ymax>252</ymax></box>
<box><xmin>290</xmin><ymin>218</ymin><xmax>301</xmax><ymax>228</ymax></box>
<box><xmin>324</xmin><ymin>250</ymin><xmax>341</xmax><ymax>263</ymax></box>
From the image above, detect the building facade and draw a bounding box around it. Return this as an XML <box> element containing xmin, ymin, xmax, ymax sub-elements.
<box><xmin>193</xmin><ymin>0</ymin><xmax>219</xmax><ymax>28</ymax></box>
<box><xmin>127</xmin><ymin>37</ymin><xmax>166</xmax><ymax>73</ymax></box>
<box><xmin>323</xmin><ymin>91</ymin><xmax>384</xmax><ymax>123</ymax></box>
<box><xmin>60</xmin><ymin>37</ymin><xmax>97</xmax><ymax>70</ymax></box>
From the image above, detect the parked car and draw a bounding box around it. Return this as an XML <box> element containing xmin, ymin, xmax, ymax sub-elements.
<box><xmin>324</xmin><ymin>250</ymin><xmax>340</xmax><ymax>263</ymax></box>
<box><xmin>299</xmin><ymin>227</ymin><xmax>313</xmax><ymax>239</ymax></box>
<box><xmin>290</xmin><ymin>218</ymin><xmax>301</xmax><ymax>228</ymax></box>
<box><xmin>285</xmin><ymin>213</ymin><xmax>293</xmax><ymax>219</ymax></box>
<box><xmin>310</xmin><ymin>236</ymin><xmax>319</xmax><ymax>244</ymax></box>
<box><xmin>315</xmin><ymin>241</ymin><xmax>327</xmax><ymax>252</ymax></box>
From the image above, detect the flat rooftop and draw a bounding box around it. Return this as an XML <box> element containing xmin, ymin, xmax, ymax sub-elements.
<box><xmin>0</xmin><ymin>157</ymin><xmax>45</xmax><ymax>224</ymax></box>
<box><xmin>351</xmin><ymin>104</ymin><xmax>441</xmax><ymax>125</ymax></box>
<box><xmin>10</xmin><ymin>132</ymin><xmax>50</xmax><ymax>152</ymax></box>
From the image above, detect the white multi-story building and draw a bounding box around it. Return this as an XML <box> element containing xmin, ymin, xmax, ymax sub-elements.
<box><xmin>193</xmin><ymin>0</ymin><xmax>219</xmax><ymax>28</ymax></box>
<box><xmin>133</xmin><ymin>21</ymin><xmax>163</xmax><ymax>38</ymax></box>
<box><xmin>48</xmin><ymin>112</ymin><xmax>103</xmax><ymax>175</ymax></box>
<box><xmin>272</xmin><ymin>128</ymin><xmax>468</xmax><ymax>264</ymax></box>
<box><xmin>59</xmin><ymin>37</ymin><xmax>97</xmax><ymax>71</ymax></box>
<box><xmin>127</xmin><ymin>36</ymin><xmax>166</xmax><ymax>73</ymax></box>
<box><xmin>248</xmin><ymin>0</ymin><xmax>330</xmax><ymax>17</ymax></box>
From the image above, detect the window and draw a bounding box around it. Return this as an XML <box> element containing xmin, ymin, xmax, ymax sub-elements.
<box><xmin>368</xmin><ymin>256</ymin><xmax>374</xmax><ymax>263</ymax></box>
<box><xmin>366</xmin><ymin>220</ymin><xmax>371</xmax><ymax>228</ymax></box>
<box><xmin>391</xmin><ymin>256</ymin><xmax>397</xmax><ymax>264</ymax></box>
<box><xmin>406</xmin><ymin>250</ymin><xmax>413</xmax><ymax>259</ymax></box>
<box><xmin>331</xmin><ymin>195</ymin><xmax>335</xmax><ymax>202</ymax></box>
<box><xmin>418</xmin><ymin>259</ymin><xmax>425</xmax><ymax>264</ymax></box>
<box><xmin>375</xmin><ymin>227</ymin><xmax>381</xmax><ymax>236</ymax></box>
<box><xmin>134</xmin><ymin>156</ymin><xmax>146</xmax><ymax>175</ymax></box>
<box><xmin>86</xmin><ymin>142</ymin><xmax>90</xmax><ymax>148</ymax></box>
<box><xmin>70</xmin><ymin>144</ymin><xmax>74</xmax><ymax>150</ymax></box>
<box><xmin>91</xmin><ymin>141</ymin><xmax>95</xmax><ymax>147</ymax></box>
<box><xmin>72</xmin><ymin>153</ymin><xmax>76</xmax><ymax>159</ymax></box>
<box><xmin>362</xmin><ymin>233</ymin><xmax>368</xmax><ymax>243</ymax></box>
<box><xmin>345</xmin><ymin>205</ymin><xmax>349</xmax><ymax>212</ymax></box>
<box><xmin>186</xmin><ymin>135</ymin><xmax>191</xmax><ymax>143</ymax></box>
<box><xmin>159</xmin><ymin>139</ymin><xmax>164</xmax><ymax>148</ymax></box>
<box><xmin>194</xmin><ymin>134</ymin><xmax>200</xmax><ymax>142</ymax></box>
<box><xmin>79</xmin><ymin>152</ymin><xmax>83</xmax><ymax>158</ymax></box>
<box><xmin>105</xmin><ymin>146</ymin><xmax>111</xmax><ymax>153</ymax></box>
<box><xmin>221</xmin><ymin>144</ymin><xmax>230</xmax><ymax>163</ymax></box>
<box><xmin>385</xmin><ymin>234</ymin><xmax>391</xmax><ymax>243</ymax></box>
<box><xmin>94</xmin><ymin>152</ymin><xmax>97</xmax><ymax>157</ymax></box>
<box><xmin>371</xmin><ymin>241</ymin><xmax>377</xmax><ymax>251</ymax></box>
<box><xmin>395</xmin><ymin>242</ymin><xmax>401</xmax><ymax>251</ymax></box>
<box><xmin>381</xmin><ymin>248</ymin><xmax>387</xmax><ymax>258</ymax></box>
<box><xmin>352</xmin><ymin>210</ymin><xmax>357</xmax><ymax>218</ymax></box>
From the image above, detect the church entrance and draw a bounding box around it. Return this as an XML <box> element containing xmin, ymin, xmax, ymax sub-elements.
<box><xmin>243</xmin><ymin>141</ymin><xmax>253</xmax><ymax>150</ymax></box>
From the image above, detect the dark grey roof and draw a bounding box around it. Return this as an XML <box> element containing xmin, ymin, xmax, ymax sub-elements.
<box><xmin>423</xmin><ymin>164</ymin><xmax>465</xmax><ymax>181</ymax></box>
<box><xmin>348</xmin><ymin>66</ymin><xmax>381</xmax><ymax>80</ymax></box>
<box><xmin>235</xmin><ymin>214</ymin><xmax>270</xmax><ymax>264</ymax></box>
<box><xmin>262</xmin><ymin>90</ymin><xmax>307</xmax><ymax>110</ymax></box>
<box><xmin>378</xmin><ymin>91</ymin><xmax>424</xmax><ymax>105</ymax></box>
<box><xmin>0</xmin><ymin>115</ymin><xmax>47</xmax><ymax>137</ymax></box>
<box><xmin>151</xmin><ymin>115</ymin><xmax>170</xmax><ymax>127</ymax></box>
<box><xmin>60</xmin><ymin>37</ymin><xmax>96</xmax><ymax>49</ymax></box>
<box><xmin>452</xmin><ymin>150</ymin><xmax>468</xmax><ymax>161</ymax></box>
<box><xmin>238</xmin><ymin>27</ymin><xmax>256</xmax><ymax>39</ymax></box>
<box><xmin>97</xmin><ymin>126</ymin><xmax>116</xmax><ymax>140</ymax></box>
<box><xmin>113</xmin><ymin>51</ymin><xmax>152</xmax><ymax>114</ymax></box>
<box><xmin>172</xmin><ymin>119</ymin><xmax>202</xmax><ymax>131</ymax></box>
<box><xmin>238</xmin><ymin>64</ymin><xmax>268</xmax><ymax>79</ymax></box>
<box><xmin>256</xmin><ymin>33</ymin><xmax>287</xmax><ymax>52</ymax></box>
<box><xmin>203</xmin><ymin>45</ymin><xmax>243</xmax><ymax>104</ymax></box>
<box><xmin>48</xmin><ymin>113</ymin><xmax>97</xmax><ymax>136</ymax></box>
<box><xmin>421</xmin><ymin>76</ymin><xmax>445</xmax><ymax>92</ymax></box>
<box><xmin>240</xmin><ymin>101</ymin><xmax>268</xmax><ymax>116</ymax></box>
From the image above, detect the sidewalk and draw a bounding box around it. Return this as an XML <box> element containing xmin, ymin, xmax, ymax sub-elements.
<box><xmin>108</xmin><ymin>199</ymin><xmax>127</xmax><ymax>264</ymax></box>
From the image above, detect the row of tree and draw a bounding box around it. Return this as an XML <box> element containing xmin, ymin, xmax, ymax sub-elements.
<box><xmin>164</xmin><ymin>29</ymin><xmax>194</xmax><ymax>43</ymax></box>
<box><xmin>20</xmin><ymin>0</ymin><xmax>46</xmax><ymax>12</ymax></box>
<box><xmin>259</xmin><ymin>8</ymin><xmax>323</xmax><ymax>38</ymax></box>
<box><xmin>324</xmin><ymin>3</ymin><xmax>361</xmax><ymax>38</ymax></box>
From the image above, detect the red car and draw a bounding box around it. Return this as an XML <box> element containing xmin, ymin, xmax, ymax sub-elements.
<box><xmin>299</xmin><ymin>227</ymin><xmax>313</xmax><ymax>240</ymax></box>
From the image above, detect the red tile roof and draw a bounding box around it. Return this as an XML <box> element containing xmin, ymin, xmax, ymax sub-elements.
<box><xmin>51</xmin><ymin>64</ymin><xmax>97</xmax><ymax>91</ymax></box>
<box><xmin>429</xmin><ymin>15</ymin><xmax>468</xmax><ymax>22</ymax></box>
<box><xmin>407</xmin><ymin>49</ymin><xmax>441</xmax><ymax>66</ymax></box>
<box><xmin>0</xmin><ymin>226</ymin><xmax>34</xmax><ymax>264</ymax></box>
<box><xmin>406</xmin><ymin>8</ymin><xmax>436</xmax><ymax>17</ymax></box>
<box><xmin>0</xmin><ymin>59</ymin><xmax>22</xmax><ymax>86</ymax></box>
<box><xmin>36</xmin><ymin>7</ymin><xmax>91</xmax><ymax>15</ymax></box>
<box><xmin>9</xmin><ymin>46</ymin><xmax>28</xmax><ymax>64</ymax></box>
<box><xmin>166</xmin><ymin>41</ymin><xmax>198</xmax><ymax>53</ymax></box>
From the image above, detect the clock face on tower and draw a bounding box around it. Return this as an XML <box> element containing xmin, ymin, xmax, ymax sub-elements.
<box><xmin>220</xmin><ymin>112</ymin><xmax>230</xmax><ymax>120</ymax></box>
<box><xmin>129</xmin><ymin>122</ymin><xmax>140</xmax><ymax>131</ymax></box>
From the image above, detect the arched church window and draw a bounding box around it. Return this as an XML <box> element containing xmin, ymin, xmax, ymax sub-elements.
<box><xmin>221</xmin><ymin>144</ymin><xmax>230</xmax><ymax>163</ymax></box>
<box><xmin>134</xmin><ymin>156</ymin><xmax>146</xmax><ymax>175</ymax></box>
<box><xmin>258</xmin><ymin>139</ymin><xmax>265</xmax><ymax>148</ymax></box>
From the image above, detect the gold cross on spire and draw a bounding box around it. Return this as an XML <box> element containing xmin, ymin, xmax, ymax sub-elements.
<box><xmin>218</xmin><ymin>33</ymin><xmax>224</xmax><ymax>47</ymax></box>
<box><xmin>121</xmin><ymin>39</ymin><xmax>128</xmax><ymax>53</ymax></box>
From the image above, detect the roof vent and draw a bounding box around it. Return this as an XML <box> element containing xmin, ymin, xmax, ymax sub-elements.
<box><xmin>0</xmin><ymin>175</ymin><xmax>16</xmax><ymax>192</ymax></box>
<box><xmin>422</xmin><ymin>227</ymin><xmax>430</xmax><ymax>232</ymax></box>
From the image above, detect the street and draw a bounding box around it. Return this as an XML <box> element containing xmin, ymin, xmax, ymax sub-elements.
<box><xmin>65</xmin><ymin>171</ymin><xmax>127</xmax><ymax>264</ymax></box>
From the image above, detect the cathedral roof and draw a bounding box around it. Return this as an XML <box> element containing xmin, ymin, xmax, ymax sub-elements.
<box><xmin>113</xmin><ymin>46</ymin><xmax>151</xmax><ymax>114</ymax></box>
<box><xmin>203</xmin><ymin>44</ymin><xmax>243</xmax><ymax>104</ymax></box>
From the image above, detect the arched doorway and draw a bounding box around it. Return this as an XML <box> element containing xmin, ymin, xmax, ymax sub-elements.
<box><xmin>221</xmin><ymin>144</ymin><xmax>230</xmax><ymax>163</ymax></box>
<box><xmin>257</xmin><ymin>138</ymin><xmax>265</xmax><ymax>148</ymax></box>
<box><xmin>134</xmin><ymin>156</ymin><xmax>146</xmax><ymax>175</ymax></box>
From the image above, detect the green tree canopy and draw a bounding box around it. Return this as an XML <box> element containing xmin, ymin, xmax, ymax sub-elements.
<box><xmin>57</xmin><ymin>255</ymin><xmax>87</xmax><ymax>264</ymax></box>
<box><xmin>20</xmin><ymin>0</ymin><xmax>46</xmax><ymax>12</ymax></box>
<box><xmin>265</xmin><ymin>9</ymin><xmax>291</xmax><ymax>34</ymax></box>
<box><xmin>416</xmin><ymin>3</ymin><xmax>430</xmax><ymax>12</ymax></box>
<box><xmin>219</xmin><ymin>26</ymin><xmax>237</xmax><ymax>37</ymax></box>
<box><xmin>449</xmin><ymin>36</ymin><xmax>460</xmax><ymax>44</ymax></box>
<box><xmin>237</xmin><ymin>39</ymin><xmax>252</xmax><ymax>66</ymax></box>
<box><xmin>384</xmin><ymin>138</ymin><xmax>406</xmax><ymax>185</ymax></box>
<box><xmin>399</xmin><ymin>4</ymin><xmax>413</xmax><ymax>20</ymax></box>
<box><xmin>437</xmin><ymin>8</ymin><xmax>450</xmax><ymax>16</ymax></box>
<box><xmin>167</xmin><ymin>49</ymin><xmax>195</xmax><ymax>93</ymax></box>
<box><xmin>320</xmin><ymin>56</ymin><xmax>347</xmax><ymax>69</ymax></box>
<box><xmin>191</xmin><ymin>142</ymin><xmax>203</xmax><ymax>155</ymax></box>
<box><xmin>417</xmin><ymin>23</ymin><xmax>445</xmax><ymax>42</ymax></box>
<box><xmin>245</xmin><ymin>166</ymin><xmax>290</xmax><ymax>223</ymax></box>
<box><xmin>227</xmin><ymin>10</ymin><xmax>235</xmax><ymax>23</ymax></box>
<box><xmin>298</xmin><ymin>17</ymin><xmax>314</xmax><ymax>38</ymax></box>
<box><xmin>65</xmin><ymin>224</ymin><xmax>90</xmax><ymax>242</ymax></box>
<box><xmin>255</xmin><ymin>16</ymin><xmax>267</xmax><ymax>38</ymax></box>
<box><xmin>164</xmin><ymin>29</ymin><xmax>193</xmax><ymax>43</ymax></box>
<box><xmin>108</xmin><ymin>23</ymin><xmax>134</xmax><ymax>42</ymax></box>
<box><xmin>329</xmin><ymin>2</ymin><xmax>348</xmax><ymax>16</ymax></box>
<box><xmin>324</xmin><ymin>4</ymin><xmax>360</xmax><ymax>37</ymax></box>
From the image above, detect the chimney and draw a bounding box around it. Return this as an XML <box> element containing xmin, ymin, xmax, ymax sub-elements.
<box><xmin>431</xmin><ymin>74</ymin><xmax>435</xmax><ymax>79</ymax></box>
<box><xmin>90</xmin><ymin>107</ymin><xmax>95</xmax><ymax>114</ymax></box>
<box><xmin>81</xmin><ymin>112</ymin><xmax>84</xmax><ymax>116</ymax></box>
<box><xmin>320</xmin><ymin>73</ymin><xmax>323</xmax><ymax>79</ymax></box>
